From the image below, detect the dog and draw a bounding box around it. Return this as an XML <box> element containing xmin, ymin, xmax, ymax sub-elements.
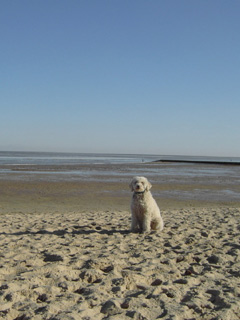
<box><xmin>129</xmin><ymin>176</ymin><xmax>164</xmax><ymax>233</ymax></box>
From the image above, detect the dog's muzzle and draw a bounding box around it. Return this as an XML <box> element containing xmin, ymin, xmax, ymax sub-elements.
<box><xmin>133</xmin><ymin>189</ymin><xmax>146</xmax><ymax>196</ymax></box>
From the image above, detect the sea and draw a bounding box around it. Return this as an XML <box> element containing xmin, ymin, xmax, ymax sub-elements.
<box><xmin>0</xmin><ymin>151</ymin><xmax>240</xmax><ymax>182</ymax></box>
<box><xmin>0</xmin><ymin>151</ymin><xmax>240</xmax><ymax>166</ymax></box>
<box><xmin>0</xmin><ymin>151</ymin><xmax>161</xmax><ymax>166</ymax></box>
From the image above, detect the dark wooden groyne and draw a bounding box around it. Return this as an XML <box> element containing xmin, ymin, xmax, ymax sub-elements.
<box><xmin>154</xmin><ymin>159</ymin><xmax>240</xmax><ymax>166</ymax></box>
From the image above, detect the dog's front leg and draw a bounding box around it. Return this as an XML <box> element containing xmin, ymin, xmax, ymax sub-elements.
<box><xmin>131</xmin><ymin>212</ymin><xmax>139</xmax><ymax>232</ymax></box>
<box><xmin>142</xmin><ymin>216</ymin><xmax>151</xmax><ymax>233</ymax></box>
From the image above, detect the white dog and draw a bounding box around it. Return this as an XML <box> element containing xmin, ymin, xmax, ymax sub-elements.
<box><xmin>129</xmin><ymin>176</ymin><xmax>164</xmax><ymax>233</ymax></box>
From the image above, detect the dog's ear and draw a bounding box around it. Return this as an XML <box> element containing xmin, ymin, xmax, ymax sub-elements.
<box><xmin>146</xmin><ymin>179</ymin><xmax>152</xmax><ymax>191</ymax></box>
<box><xmin>129</xmin><ymin>177</ymin><xmax>138</xmax><ymax>191</ymax></box>
<box><xmin>129</xmin><ymin>180</ymin><xmax>134</xmax><ymax>191</ymax></box>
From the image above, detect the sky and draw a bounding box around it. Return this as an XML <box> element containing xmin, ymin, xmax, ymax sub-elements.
<box><xmin>1</xmin><ymin>0</ymin><xmax>240</xmax><ymax>157</ymax></box>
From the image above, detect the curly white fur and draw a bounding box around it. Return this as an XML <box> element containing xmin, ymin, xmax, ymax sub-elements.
<box><xmin>129</xmin><ymin>176</ymin><xmax>164</xmax><ymax>233</ymax></box>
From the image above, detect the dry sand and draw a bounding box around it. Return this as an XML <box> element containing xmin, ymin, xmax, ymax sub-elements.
<box><xmin>0</xmin><ymin>178</ymin><xmax>240</xmax><ymax>319</ymax></box>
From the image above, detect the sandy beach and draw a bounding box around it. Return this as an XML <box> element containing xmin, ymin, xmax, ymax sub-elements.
<box><xmin>0</xmin><ymin>169</ymin><xmax>240</xmax><ymax>319</ymax></box>
<box><xmin>2</xmin><ymin>0</ymin><xmax>240</xmax><ymax>316</ymax></box>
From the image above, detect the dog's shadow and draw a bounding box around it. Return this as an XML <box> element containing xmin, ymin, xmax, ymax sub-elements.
<box><xmin>0</xmin><ymin>225</ymin><xmax>130</xmax><ymax>237</ymax></box>
<box><xmin>72</xmin><ymin>225</ymin><xmax>130</xmax><ymax>236</ymax></box>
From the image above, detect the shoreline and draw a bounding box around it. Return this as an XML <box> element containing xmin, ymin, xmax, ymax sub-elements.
<box><xmin>0</xmin><ymin>160</ymin><xmax>240</xmax><ymax>214</ymax></box>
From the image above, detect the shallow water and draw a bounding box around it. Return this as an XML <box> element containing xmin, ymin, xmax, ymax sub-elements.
<box><xmin>1</xmin><ymin>151</ymin><xmax>240</xmax><ymax>166</ymax></box>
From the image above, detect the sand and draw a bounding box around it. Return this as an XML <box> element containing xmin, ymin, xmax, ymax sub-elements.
<box><xmin>0</xmin><ymin>175</ymin><xmax>240</xmax><ymax>319</ymax></box>
<box><xmin>0</xmin><ymin>207</ymin><xmax>239</xmax><ymax>319</ymax></box>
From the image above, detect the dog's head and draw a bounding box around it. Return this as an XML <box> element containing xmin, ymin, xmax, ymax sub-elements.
<box><xmin>129</xmin><ymin>176</ymin><xmax>152</xmax><ymax>193</ymax></box>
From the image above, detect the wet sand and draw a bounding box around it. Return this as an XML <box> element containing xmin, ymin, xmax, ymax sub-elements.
<box><xmin>1</xmin><ymin>161</ymin><xmax>240</xmax><ymax>213</ymax></box>
<box><xmin>1</xmin><ymin>178</ymin><xmax>240</xmax><ymax>215</ymax></box>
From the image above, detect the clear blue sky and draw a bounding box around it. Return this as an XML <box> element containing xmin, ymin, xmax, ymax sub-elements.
<box><xmin>1</xmin><ymin>0</ymin><xmax>240</xmax><ymax>156</ymax></box>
